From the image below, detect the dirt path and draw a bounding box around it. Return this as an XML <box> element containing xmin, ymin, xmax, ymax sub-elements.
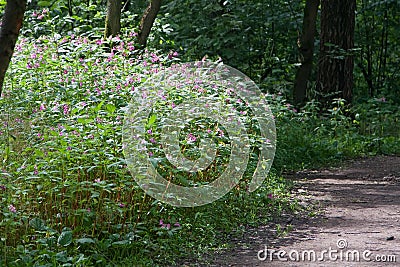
<box><xmin>201</xmin><ymin>155</ymin><xmax>400</xmax><ymax>266</ymax></box>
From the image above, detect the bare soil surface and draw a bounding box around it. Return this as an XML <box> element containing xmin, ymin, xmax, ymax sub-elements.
<box><xmin>186</xmin><ymin>155</ymin><xmax>400</xmax><ymax>266</ymax></box>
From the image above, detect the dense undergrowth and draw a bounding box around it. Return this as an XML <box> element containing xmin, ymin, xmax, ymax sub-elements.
<box><xmin>0</xmin><ymin>4</ymin><xmax>399</xmax><ymax>266</ymax></box>
<box><xmin>0</xmin><ymin>33</ymin><xmax>296</xmax><ymax>266</ymax></box>
<box><xmin>0</xmin><ymin>31</ymin><xmax>398</xmax><ymax>266</ymax></box>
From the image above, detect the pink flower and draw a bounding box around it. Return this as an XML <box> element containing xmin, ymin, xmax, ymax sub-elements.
<box><xmin>63</xmin><ymin>104</ymin><xmax>69</xmax><ymax>115</ymax></box>
<box><xmin>8</xmin><ymin>204</ymin><xmax>16</xmax><ymax>213</ymax></box>
<box><xmin>150</xmin><ymin>53</ymin><xmax>159</xmax><ymax>63</ymax></box>
<box><xmin>187</xmin><ymin>133</ymin><xmax>197</xmax><ymax>143</ymax></box>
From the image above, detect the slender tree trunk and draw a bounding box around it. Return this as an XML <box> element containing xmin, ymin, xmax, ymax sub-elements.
<box><xmin>104</xmin><ymin>0</ymin><xmax>122</xmax><ymax>38</ymax></box>
<box><xmin>0</xmin><ymin>0</ymin><xmax>27</xmax><ymax>96</ymax></box>
<box><xmin>137</xmin><ymin>0</ymin><xmax>162</xmax><ymax>47</ymax></box>
<box><xmin>293</xmin><ymin>0</ymin><xmax>320</xmax><ymax>105</ymax></box>
<box><xmin>122</xmin><ymin>0</ymin><xmax>130</xmax><ymax>12</ymax></box>
<box><xmin>316</xmin><ymin>0</ymin><xmax>356</xmax><ymax>107</ymax></box>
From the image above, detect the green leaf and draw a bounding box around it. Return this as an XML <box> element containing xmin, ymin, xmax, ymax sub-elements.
<box><xmin>76</xmin><ymin>237</ymin><xmax>95</xmax><ymax>244</ymax></box>
<box><xmin>105</xmin><ymin>103</ymin><xmax>116</xmax><ymax>114</ymax></box>
<box><xmin>94</xmin><ymin>100</ymin><xmax>105</xmax><ymax>112</ymax></box>
<box><xmin>37</xmin><ymin>1</ymin><xmax>50</xmax><ymax>6</ymax></box>
<box><xmin>77</xmin><ymin>117</ymin><xmax>93</xmax><ymax>124</ymax></box>
<box><xmin>29</xmin><ymin>218</ymin><xmax>46</xmax><ymax>231</ymax></box>
<box><xmin>112</xmin><ymin>240</ymin><xmax>130</xmax><ymax>246</ymax></box>
<box><xmin>58</xmin><ymin>231</ymin><xmax>73</xmax><ymax>246</ymax></box>
<box><xmin>147</xmin><ymin>114</ymin><xmax>157</xmax><ymax>127</ymax></box>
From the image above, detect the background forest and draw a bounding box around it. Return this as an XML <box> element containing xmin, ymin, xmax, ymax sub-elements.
<box><xmin>0</xmin><ymin>0</ymin><xmax>399</xmax><ymax>266</ymax></box>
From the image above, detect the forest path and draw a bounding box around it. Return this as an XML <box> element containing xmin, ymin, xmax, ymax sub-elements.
<box><xmin>197</xmin><ymin>155</ymin><xmax>400</xmax><ymax>266</ymax></box>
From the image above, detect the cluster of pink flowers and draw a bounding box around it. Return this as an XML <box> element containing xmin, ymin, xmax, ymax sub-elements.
<box><xmin>187</xmin><ymin>133</ymin><xmax>197</xmax><ymax>143</ymax></box>
<box><xmin>32</xmin><ymin>8</ymin><xmax>48</xmax><ymax>20</ymax></box>
<box><xmin>285</xmin><ymin>103</ymin><xmax>297</xmax><ymax>113</ymax></box>
<box><xmin>8</xmin><ymin>204</ymin><xmax>17</xmax><ymax>213</ymax></box>
<box><xmin>63</xmin><ymin>104</ymin><xmax>69</xmax><ymax>115</ymax></box>
<box><xmin>159</xmin><ymin>219</ymin><xmax>180</xmax><ymax>230</ymax></box>
<box><xmin>168</xmin><ymin>51</ymin><xmax>179</xmax><ymax>60</ymax></box>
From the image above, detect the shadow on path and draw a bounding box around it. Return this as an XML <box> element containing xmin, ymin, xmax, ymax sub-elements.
<box><xmin>195</xmin><ymin>156</ymin><xmax>400</xmax><ymax>267</ymax></box>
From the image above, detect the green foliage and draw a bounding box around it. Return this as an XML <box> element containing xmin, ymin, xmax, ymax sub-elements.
<box><xmin>354</xmin><ymin>0</ymin><xmax>400</xmax><ymax>101</ymax></box>
<box><xmin>272</xmin><ymin>96</ymin><xmax>400</xmax><ymax>171</ymax></box>
<box><xmin>157</xmin><ymin>0</ymin><xmax>303</xmax><ymax>94</ymax></box>
<box><xmin>0</xmin><ymin>32</ymin><xmax>295</xmax><ymax>266</ymax></box>
<box><xmin>0</xmin><ymin>0</ymin><xmax>399</xmax><ymax>265</ymax></box>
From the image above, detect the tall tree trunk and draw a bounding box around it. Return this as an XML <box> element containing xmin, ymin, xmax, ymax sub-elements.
<box><xmin>316</xmin><ymin>0</ymin><xmax>356</xmax><ymax>107</ymax></box>
<box><xmin>104</xmin><ymin>0</ymin><xmax>122</xmax><ymax>38</ymax></box>
<box><xmin>137</xmin><ymin>0</ymin><xmax>162</xmax><ymax>47</ymax></box>
<box><xmin>0</xmin><ymin>0</ymin><xmax>27</xmax><ymax>96</ymax></box>
<box><xmin>293</xmin><ymin>0</ymin><xmax>320</xmax><ymax>106</ymax></box>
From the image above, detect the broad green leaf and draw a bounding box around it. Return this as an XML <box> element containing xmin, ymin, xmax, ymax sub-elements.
<box><xmin>76</xmin><ymin>238</ymin><xmax>95</xmax><ymax>244</ymax></box>
<box><xmin>58</xmin><ymin>231</ymin><xmax>73</xmax><ymax>246</ymax></box>
<box><xmin>29</xmin><ymin>218</ymin><xmax>46</xmax><ymax>231</ymax></box>
<box><xmin>147</xmin><ymin>114</ymin><xmax>157</xmax><ymax>127</ymax></box>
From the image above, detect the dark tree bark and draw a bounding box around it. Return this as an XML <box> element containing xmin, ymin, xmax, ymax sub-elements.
<box><xmin>137</xmin><ymin>0</ymin><xmax>162</xmax><ymax>47</ymax></box>
<box><xmin>0</xmin><ymin>0</ymin><xmax>27</xmax><ymax>96</ymax></box>
<box><xmin>293</xmin><ymin>0</ymin><xmax>320</xmax><ymax>106</ymax></box>
<box><xmin>316</xmin><ymin>0</ymin><xmax>356</xmax><ymax>107</ymax></box>
<box><xmin>358</xmin><ymin>0</ymin><xmax>374</xmax><ymax>97</ymax></box>
<box><xmin>104</xmin><ymin>0</ymin><xmax>122</xmax><ymax>38</ymax></box>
